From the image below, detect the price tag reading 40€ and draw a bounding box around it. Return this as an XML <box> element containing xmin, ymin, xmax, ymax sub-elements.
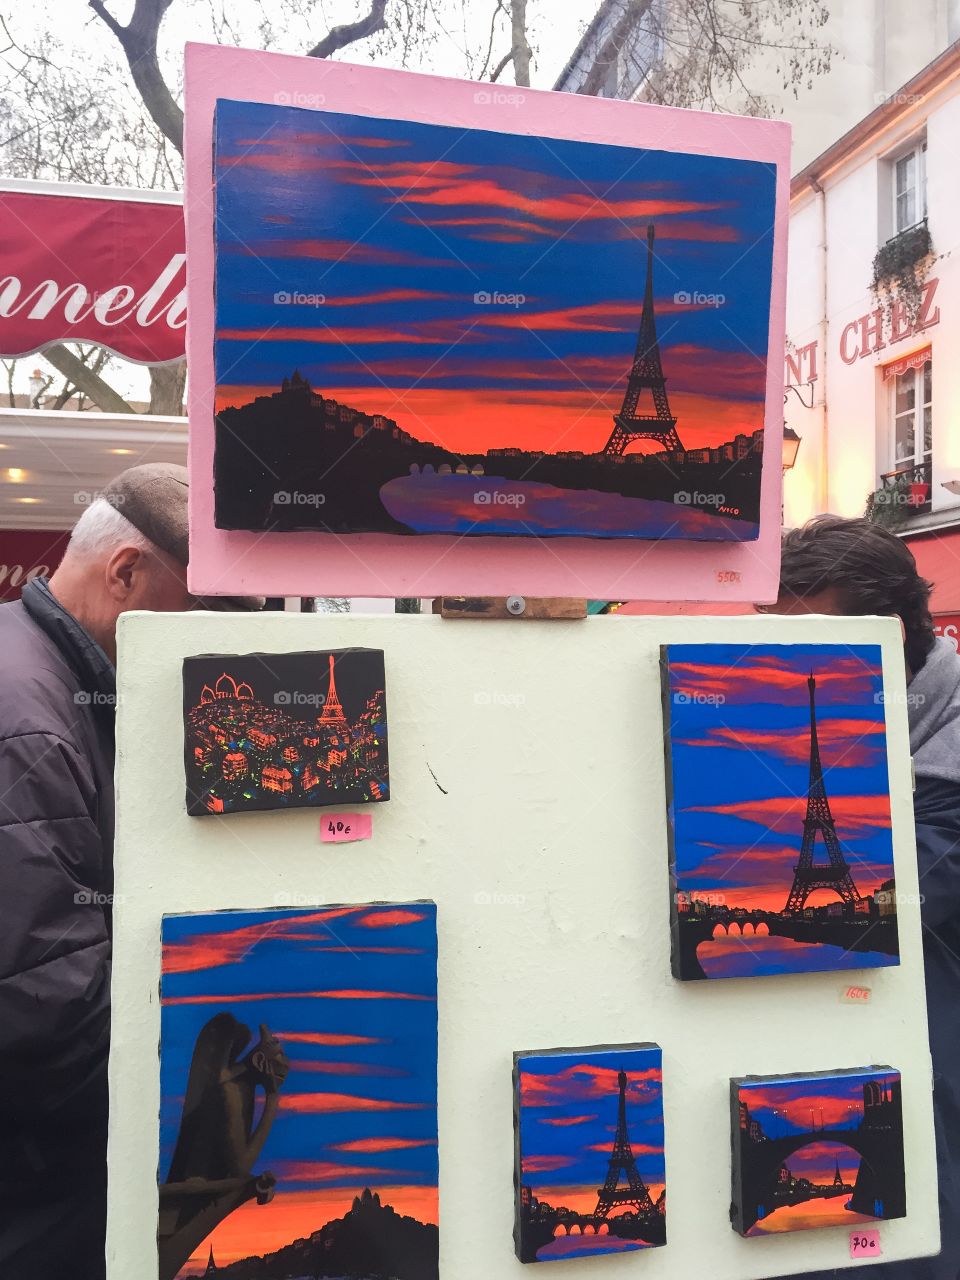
<box><xmin>320</xmin><ymin>812</ymin><xmax>373</xmax><ymax>844</ymax></box>
<box><xmin>850</xmin><ymin>1229</ymin><xmax>882</xmax><ymax>1259</ymax></box>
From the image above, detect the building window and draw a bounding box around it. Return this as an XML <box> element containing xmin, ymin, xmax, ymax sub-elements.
<box><xmin>894</xmin><ymin>142</ymin><xmax>927</xmax><ymax>234</ymax></box>
<box><xmin>880</xmin><ymin>357</ymin><xmax>933</xmax><ymax>517</ymax></box>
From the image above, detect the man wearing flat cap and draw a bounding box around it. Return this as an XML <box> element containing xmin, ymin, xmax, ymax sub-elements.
<box><xmin>0</xmin><ymin>464</ymin><xmax>260</xmax><ymax>1280</ymax></box>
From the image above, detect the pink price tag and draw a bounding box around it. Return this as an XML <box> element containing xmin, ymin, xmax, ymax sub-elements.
<box><xmin>320</xmin><ymin>812</ymin><xmax>372</xmax><ymax>844</ymax></box>
<box><xmin>850</xmin><ymin>1229</ymin><xmax>881</xmax><ymax>1259</ymax></box>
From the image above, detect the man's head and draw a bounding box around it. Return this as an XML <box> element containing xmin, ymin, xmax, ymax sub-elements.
<box><xmin>48</xmin><ymin>462</ymin><xmax>261</xmax><ymax>664</ymax></box>
<box><xmin>761</xmin><ymin>514</ymin><xmax>936</xmax><ymax>676</ymax></box>
<box><xmin>49</xmin><ymin>491</ymin><xmax>196</xmax><ymax>664</ymax></box>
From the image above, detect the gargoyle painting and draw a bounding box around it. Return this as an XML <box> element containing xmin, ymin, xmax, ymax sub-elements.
<box><xmin>159</xmin><ymin>903</ymin><xmax>438</xmax><ymax>1278</ymax></box>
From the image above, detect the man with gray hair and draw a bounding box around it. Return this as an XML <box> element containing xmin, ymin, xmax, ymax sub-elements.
<box><xmin>0</xmin><ymin>464</ymin><xmax>259</xmax><ymax>1280</ymax></box>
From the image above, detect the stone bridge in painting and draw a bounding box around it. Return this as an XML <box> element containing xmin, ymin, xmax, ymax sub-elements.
<box><xmin>674</xmin><ymin>910</ymin><xmax>899</xmax><ymax>980</ymax></box>
<box><xmin>735</xmin><ymin>1083</ymin><xmax>906</xmax><ymax>1234</ymax></box>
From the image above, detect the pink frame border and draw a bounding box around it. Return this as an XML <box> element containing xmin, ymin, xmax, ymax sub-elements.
<box><xmin>185</xmin><ymin>43</ymin><xmax>789</xmax><ymax>600</ymax></box>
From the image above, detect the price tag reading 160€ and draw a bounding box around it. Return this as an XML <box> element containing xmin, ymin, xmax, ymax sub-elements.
<box><xmin>850</xmin><ymin>1229</ymin><xmax>881</xmax><ymax>1259</ymax></box>
<box><xmin>320</xmin><ymin>812</ymin><xmax>373</xmax><ymax>844</ymax></box>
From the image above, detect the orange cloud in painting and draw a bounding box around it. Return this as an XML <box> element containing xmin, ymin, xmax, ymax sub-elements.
<box><xmin>521</xmin><ymin>1063</ymin><xmax>662</xmax><ymax>1107</ymax></box>
<box><xmin>522</xmin><ymin>1154</ymin><xmax>577</xmax><ymax>1174</ymax></box>
<box><xmin>688</xmin><ymin>793</ymin><xmax>891</xmax><ymax>838</ymax></box>
<box><xmin>272</xmin><ymin>1031</ymin><xmax>384</xmax><ymax>1046</ymax></box>
<box><xmin>678</xmin><ymin>718</ymin><xmax>886</xmax><ymax>768</ymax></box>
<box><xmin>539</xmin><ymin>1115</ymin><xmax>598</xmax><ymax>1128</ymax></box>
<box><xmin>330</xmin><ymin>1137</ymin><xmax>437</xmax><ymax>1153</ymax></box>
<box><xmin>280</xmin><ymin>1092</ymin><xmax>427</xmax><ymax>1114</ymax></box>
<box><xmin>163</xmin><ymin>988</ymin><xmax>435</xmax><ymax>1006</ymax></box>
<box><xmin>354</xmin><ymin>908</ymin><xmax>428</xmax><ymax>929</ymax></box>
<box><xmin>162</xmin><ymin>907</ymin><xmax>362</xmax><ymax>974</ymax></box>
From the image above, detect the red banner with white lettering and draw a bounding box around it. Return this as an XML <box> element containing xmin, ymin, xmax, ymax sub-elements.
<box><xmin>0</xmin><ymin>187</ymin><xmax>185</xmax><ymax>364</ymax></box>
<box><xmin>0</xmin><ymin>529</ymin><xmax>70</xmax><ymax>601</ymax></box>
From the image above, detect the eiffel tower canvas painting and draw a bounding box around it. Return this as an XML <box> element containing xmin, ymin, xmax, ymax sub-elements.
<box><xmin>661</xmin><ymin>642</ymin><xmax>900</xmax><ymax>980</ymax></box>
<box><xmin>182</xmin><ymin>649</ymin><xmax>389</xmax><ymax>816</ymax></box>
<box><xmin>513</xmin><ymin>1044</ymin><xmax>666</xmax><ymax>1263</ymax></box>
<box><xmin>210</xmin><ymin>95</ymin><xmax>776</xmax><ymax>543</ymax></box>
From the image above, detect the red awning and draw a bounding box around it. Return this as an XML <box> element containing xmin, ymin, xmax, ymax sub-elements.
<box><xmin>882</xmin><ymin>345</ymin><xmax>932</xmax><ymax>381</ymax></box>
<box><xmin>904</xmin><ymin>526</ymin><xmax>960</xmax><ymax>613</ymax></box>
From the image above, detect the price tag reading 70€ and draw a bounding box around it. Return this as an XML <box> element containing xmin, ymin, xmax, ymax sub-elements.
<box><xmin>850</xmin><ymin>1229</ymin><xmax>881</xmax><ymax>1259</ymax></box>
<box><xmin>320</xmin><ymin>812</ymin><xmax>373</xmax><ymax>844</ymax></box>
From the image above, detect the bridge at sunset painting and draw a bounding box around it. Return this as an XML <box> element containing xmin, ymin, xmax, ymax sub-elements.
<box><xmin>157</xmin><ymin>902</ymin><xmax>438</xmax><ymax>1280</ymax></box>
<box><xmin>661</xmin><ymin>643</ymin><xmax>899</xmax><ymax>981</ymax></box>
<box><xmin>211</xmin><ymin>97</ymin><xmax>776</xmax><ymax>541</ymax></box>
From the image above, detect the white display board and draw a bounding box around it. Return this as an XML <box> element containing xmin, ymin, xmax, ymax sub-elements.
<box><xmin>107</xmin><ymin>612</ymin><xmax>939</xmax><ymax>1279</ymax></box>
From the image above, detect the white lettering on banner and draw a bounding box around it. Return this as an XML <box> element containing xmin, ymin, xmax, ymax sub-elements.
<box><xmin>0</xmin><ymin>563</ymin><xmax>48</xmax><ymax>592</ymax></box>
<box><xmin>0</xmin><ymin>253</ymin><xmax>186</xmax><ymax>332</ymax></box>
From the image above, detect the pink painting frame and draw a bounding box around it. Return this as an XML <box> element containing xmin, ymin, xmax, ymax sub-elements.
<box><xmin>185</xmin><ymin>42</ymin><xmax>789</xmax><ymax>601</ymax></box>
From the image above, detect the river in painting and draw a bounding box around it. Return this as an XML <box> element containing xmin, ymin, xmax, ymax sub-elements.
<box><xmin>698</xmin><ymin>934</ymin><xmax>897</xmax><ymax>979</ymax></box>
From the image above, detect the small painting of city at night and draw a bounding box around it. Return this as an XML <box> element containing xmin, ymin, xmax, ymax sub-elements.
<box><xmin>661</xmin><ymin>642</ymin><xmax>900</xmax><ymax>981</ymax></box>
<box><xmin>212</xmin><ymin>96</ymin><xmax>777</xmax><ymax>542</ymax></box>
<box><xmin>183</xmin><ymin>649</ymin><xmax>388</xmax><ymax>816</ymax></box>
<box><xmin>158</xmin><ymin>901</ymin><xmax>438</xmax><ymax>1279</ymax></box>
<box><xmin>513</xmin><ymin>1044</ymin><xmax>666</xmax><ymax>1263</ymax></box>
<box><xmin>731</xmin><ymin>1067</ymin><xmax>906</xmax><ymax>1237</ymax></box>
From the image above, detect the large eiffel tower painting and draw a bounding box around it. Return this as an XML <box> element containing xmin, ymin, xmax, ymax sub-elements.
<box><xmin>514</xmin><ymin>1043</ymin><xmax>666</xmax><ymax>1263</ymax></box>
<box><xmin>661</xmin><ymin>641</ymin><xmax>900</xmax><ymax>981</ymax></box>
<box><xmin>209</xmin><ymin>89</ymin><xmax>780</xmax><ymax>546</ymax></box>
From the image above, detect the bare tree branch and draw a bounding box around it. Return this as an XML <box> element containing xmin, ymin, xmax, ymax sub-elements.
<box><xmin>41</xmin><ymin>343</ymin><xmax>135</xmax><ymax>414</ymax></box>
<box><xmin>490</xmin><ymin>50</ymin><xmax>513</xmax><ymax>82</ymax></box>
<box><xmin>307</xmin><ymin>0</ymin><xmax>389</xmax><ymax>58</ymax></box>
<box><xmin>509</xmin><ymin>0</ymin><xmax>532</xmax><ymax>87</ymax></box>
<box><xmin>89</xmin><ymin>0</ymin><xmax>184</xmax><ymax>153</ymax></box>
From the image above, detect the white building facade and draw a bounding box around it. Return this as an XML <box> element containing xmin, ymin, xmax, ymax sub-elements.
<box><xmin>784</xmin><ymin>40</ymin><xmax>960</xmax><ymax>631</ymax></box>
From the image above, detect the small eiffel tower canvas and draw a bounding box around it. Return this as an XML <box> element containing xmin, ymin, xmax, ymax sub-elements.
<box><xmin>661</xmin><ymin>642</ymin><xmax>900</xmax><ymax>980</ymax></box>
<box><xmin>182</xmin><ymin>648</ymin><xmax>389</xmax><ymax>815</ymax></box>
<box><xmin>513</xmin><ymin>1043</ymin><xmax>666</xmax><ymax>1263</ymax></box>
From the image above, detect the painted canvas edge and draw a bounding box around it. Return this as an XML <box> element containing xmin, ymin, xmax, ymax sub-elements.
<box><xmin>659</xmin><ymin>646</ymin><xmax>690</xmax><ymax>982</ymax></box>
<box><xmin>184</xmin><ymin>42</ymin><xmax>789</xmax><ymax>601</ymax></box>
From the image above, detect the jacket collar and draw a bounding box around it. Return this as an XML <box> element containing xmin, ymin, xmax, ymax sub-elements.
<box><xmin>21</xmin><ymin>577</ymin><xmax>117</xmax><ymax>721</ymax></box>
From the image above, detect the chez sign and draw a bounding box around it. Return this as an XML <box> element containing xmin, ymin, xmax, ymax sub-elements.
<box><xmin>0</xmin><ymin>186</ymin><xmax>185</xmax><ymax>365</ymax></box>
<box><xmin>785</xmin><ymin>278</ymin><xmax>942</xmax><ymax>386</ymax></box>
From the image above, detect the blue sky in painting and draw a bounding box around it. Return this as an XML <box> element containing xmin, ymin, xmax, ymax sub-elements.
<box><xmin>664</xmin><ymin>643</ymin><xmax>895</xmax><ymax>911</ymax></box>
<box><xmin>159</xmin><ymin>903</ymin><xmax>438</xmax><ymax>1215</ymax></box>
<box><xmin>212</xmin><ymin>97</ymin><xmax>776</xmax><ymax>455</ymax></box>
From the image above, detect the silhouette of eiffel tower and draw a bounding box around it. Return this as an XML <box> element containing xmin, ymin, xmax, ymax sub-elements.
<box><xmin>318</xmin><ymin>653</ymin><xmax>347</xmax><ymax>725</ymax></box>
<box><xmin>594</xmin><ymin>1068</ymin><xmax>656</xmax><ymax>1219</ymax></box>
<box><xmin>603</xmin><ymin>224</ymin><xmax>683</xmax><ymax>457</ymax></box>
<box><xmin>784</xmin><ymin>674</ymin><xmax>863</xmax><ymax>914</ymax></box>
<box><xmin>832</xmin><ymin>1160</ymin><xmax>844</xmax><ymax>1190</ymax></box>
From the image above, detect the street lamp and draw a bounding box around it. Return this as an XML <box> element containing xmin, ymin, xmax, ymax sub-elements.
<box><xmin>782</xmin><ymin>424</ymin><xmax>802</xmax><ymax>471</ymax></box>
<box><xmin>28</xmin><ymin>368</ymin><xmax>46</xmax><ymax>410</ymax></box>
